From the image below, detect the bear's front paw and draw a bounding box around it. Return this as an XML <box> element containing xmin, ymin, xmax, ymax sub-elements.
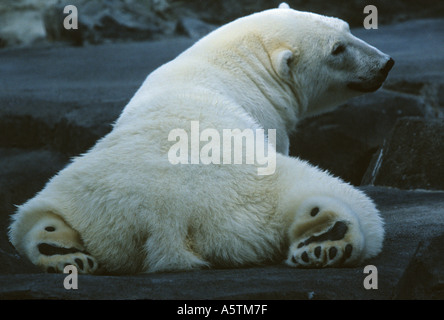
<box><xmin>286</xmin><ymin>197</ymin><xmax>365</xmax><ymax>268</ymax></box>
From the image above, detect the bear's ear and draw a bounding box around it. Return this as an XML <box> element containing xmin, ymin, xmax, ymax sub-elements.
<box><xmin>278</xmin><ymin>2</ymin><xmax>290</xmax><ymax>9</ymax></box>
<box><xmin>271</xmin><ymin>49</ymin><xmax>296</xmax><ymax>80</ymax></box>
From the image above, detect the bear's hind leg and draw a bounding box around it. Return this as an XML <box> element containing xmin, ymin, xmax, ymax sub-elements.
<box><xmin>286</xmin><ymin>196</ymin><xmax>368</xmax><ymax>268</ymax></box>
<box><xmin>16</xmin><ymin>212</ymin><xmax>99</xmax><ymax>274</ymax></box>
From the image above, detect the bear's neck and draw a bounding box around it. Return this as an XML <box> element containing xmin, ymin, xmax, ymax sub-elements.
<box><xmin>206</xmin><ymin>46</ymin><xmax>303</xmax><ymax>154</ymax></box>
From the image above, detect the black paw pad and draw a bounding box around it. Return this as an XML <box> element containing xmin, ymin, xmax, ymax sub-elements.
<box><xmin>310</xmin><ymin>207</ymin><xmax>320</xmax><ymax>217</ymax></box>
<box><xmin>301</xmin><ymin>251</ymin><xmax>309</xmax><ymax>263</ymax></box>
<box><xmin>328</xmin><ymin>247</ymin><xmax>337</xmax><ymax>259</ymax></box>
<box><xmin>38</xmin><ymin>243</ymin><xmax>80</xmax><ymax>256</ymax></box>
<box><xmin>344</xmin><ymin>244</ymin><xmax>353</xmax><ymax>259</ymax></box>
<box><xmin>300</xmin><ymin>221</ymin><xmax>348</xmax><ymax>247</ymax></box>
<box><xmin>328</xmin><ymin>222</ymin><xmax>348</xmax><ymax>241</ymax></box>
<box><xmin>314</xmin><ymin>246</ymin><xmax>321</xmax><ymax>258</ymax></box>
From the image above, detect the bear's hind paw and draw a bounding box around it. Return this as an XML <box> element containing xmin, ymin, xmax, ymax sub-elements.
<box><xmin>20</xmin><ymin>212</ymin><xmax>99</xmax><ymax>274</ymax></box>
<box><xmin>286</xmin><ymin>197</ymin><xmax>365</xmax><ymax>268</ymax></box>
<box><xmin>36</xmin><ymin>243</ymin><xmax>99</xmax><ymax>274</ymax></box>
<box><xmin>287</xmin><ymin>235</ymin><xmax>355</xmax><ymax>268</ymax></box>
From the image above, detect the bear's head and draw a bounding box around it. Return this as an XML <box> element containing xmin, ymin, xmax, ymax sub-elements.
<box><xmin>240</xmin><ymin>5</ymin><xmax>394</xmax><ymax>118</ymax></box>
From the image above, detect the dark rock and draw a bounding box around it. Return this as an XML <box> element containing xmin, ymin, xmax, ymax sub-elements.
<box><xmin>43</xmin><ymin>0</ymin><xmax>176</xmax><ymax>45</ymax></box>
<box><xmin>172</xmin><ymin>0</ymin><xmax>276</xmax><ymax>25</ymax></box>
<box><xmin>292</xmin><ymin>0</ymin><xmax>444</xmax><ymax>26</ymax></box>
<box><xmin>290</xmin><ymin>90</ymin><xmax>427</xmax><ymax>185</ymax></box>
<box><xmin>176</xmin><ymin>17</ymin><xmax>217</xmax><ymax>39</ymax></box>
<box><xmin>384</xmin><ymin>80</ymin><xmax>430</xmax><ymax>96</ymax></box>
<box><xmin>384</xmin><ymin>81</ymin><xmax>444</xmax><ymax>118</ymax></box>
<box><xmin>0</xmin><ymin>1</ymin><xmax>50</xmax><ymax>48</ymax></box>
<box><xmin>0</xmin><ymin>248</ymin><xmax>41</xmax><ymax>275</ymax></box>
<box><xmin>439</xmin><ymin>86</ymin><xmax>444</xmax><ymax>107</ymax></box>
<box><xmin>362</xmin><ymin>117</ymin><xmax>444</xmax><ymax>190</ymax></box>
<box><xmin>171</xmin><ymin>0</ymin><xmax>444</xmax><ymax>27</ymax></box>
<box><xmin>394</xmin><ymin>233</ymin><xmax>444</xmax><ymax>299</ymax></box>
<box><xmin>0</xmin><ymin>148</ymin><xmax>69</xmax><ymax>259</ymax></box>
<box><xmin>0</xmin><ymin>114</ymin><xmax>106</xmax><ymax>156</ymax></box>
<box><xmin>43</xmin><ymin>4</ymin><xmax>84</xmax><ymax>46</ymax></box>
<box><xmin>0</xmin><ymin>38</ymin><xmax>194</xmax><ymax>157</ymax></box>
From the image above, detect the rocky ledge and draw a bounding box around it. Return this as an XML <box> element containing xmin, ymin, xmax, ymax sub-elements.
<box><xmin>0</xmin><ymin>19</ymin><xmax>443</xmax><ymax>300</ymax></box>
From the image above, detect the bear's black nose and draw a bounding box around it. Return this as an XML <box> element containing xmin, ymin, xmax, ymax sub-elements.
<box><xmin>381</xmin><ymin>57</ymin><xmax>395</xmax><ymax>75</ymax></box>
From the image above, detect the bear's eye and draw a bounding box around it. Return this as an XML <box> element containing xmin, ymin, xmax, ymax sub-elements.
<box><xmin>331</xmin><ymin>44</ymin><xmax>346</xmax><ymax>55</ymax></box>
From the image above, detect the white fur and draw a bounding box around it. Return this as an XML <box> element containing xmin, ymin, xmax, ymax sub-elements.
<box><xmin>9</xmin><ymin>7</ymin><xmax>389</xmax><ymax>274</ymax></box>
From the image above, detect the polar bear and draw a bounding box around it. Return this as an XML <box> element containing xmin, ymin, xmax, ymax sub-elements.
<box><xmin>9</xmin><ymin>4</ymin><xmax>393</xmax><ymax>274</ymax></box>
